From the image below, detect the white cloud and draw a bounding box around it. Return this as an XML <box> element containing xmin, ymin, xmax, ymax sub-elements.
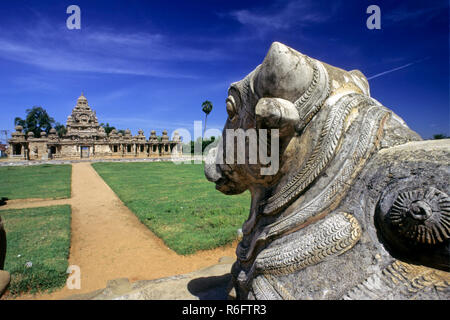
<box><xmin>0</xmin><ymin>22</ymin><xmax>227</xmax><ymax>78</ymax></box>
<box><xmin>229</xmin><ymin>0</ymin><xmax>334</xmax><ymax>36</ymax></box>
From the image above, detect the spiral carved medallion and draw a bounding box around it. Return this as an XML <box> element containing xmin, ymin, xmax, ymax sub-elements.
<box><xmin>388</xmin><ymin>187</ymin><xmax>450</xmax><ymax>245</ymax></box>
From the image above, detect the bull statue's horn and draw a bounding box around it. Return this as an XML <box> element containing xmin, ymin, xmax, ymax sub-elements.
<box><xmin>255</xmin><ymin>42</ymin><xmax>315</xmax><ymax>103</ymax></box>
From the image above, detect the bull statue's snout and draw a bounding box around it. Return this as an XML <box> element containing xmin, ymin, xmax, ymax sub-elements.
<box><xmin>204</xmin><ymin>145</ymin><xmax>222</xmax><ymax>183</ymax></box>
<box><xmin>204</xmin><ymin>144</ymin><xmax>246</xmax><ymax>195</ymax></box>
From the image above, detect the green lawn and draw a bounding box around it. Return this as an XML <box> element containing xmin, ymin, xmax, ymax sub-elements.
<box><xmin>93</xmin><ymin>162</ymin><xmax>250</xmax><ymax>255</ymax></box>
<box><xmin>0</xmin><ymin>164</ymin><xmax>72</xmax><ymax>200</ymax></box>
<box><xmin>1</xmin><ymin>205</ymin><xmax>71</xmax><ymax>295</ymax></box>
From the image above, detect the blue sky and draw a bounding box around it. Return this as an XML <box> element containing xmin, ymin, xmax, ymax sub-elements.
<box><xmin>0</xmin><ymin>0</ymin><xmax>448</xmax><ymax>142</ymax></box>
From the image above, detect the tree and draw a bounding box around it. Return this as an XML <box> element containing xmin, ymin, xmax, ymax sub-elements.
<box><xmin>433</xmin><ymin>134</ymin><xmax>449</xmax><ymax>140</ymax></box>
<box><xmin>54</xmin><ymin>122</ymin><xmax>67</xmax><ymax>138</ymax></box>
<box><xmin>14</xmin><ymin>106</ymin><xmax>55</xmax><ymax>138</ymax></box>
<box><xmin>100</xmin><ymin>123</ymin><xmax>116</xmax><ymax>135</ymax></box>
<box><xmin>187</xmin><ymin>136</ymin><xmax>219</xmax><ymax>155</ymax></box>
<box><xmin>14</xmin><ymin>117</ymin><xmax>26</xmax><ymax>128</ymax></box>
<box><xmin>201</xmin><ymin>100</ymin><xmax>213</xmax><ymax>135</ymax></box>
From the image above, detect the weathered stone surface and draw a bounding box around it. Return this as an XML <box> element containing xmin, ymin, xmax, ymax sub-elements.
<box><xmin>65</xmin><ymin>259</ymin><xmax>235</xmax><ymax>300</ymax></box>
<box><xmin>218</xmin><ymin>256</ymin><xmax>235</xmax><ymax>264</ymax></box>
<box><xmin>0</xmin><ymin>216</ymin><xmax>10</xmax><ymax>297</ymax></box>
<box><xmin>0</xmin><ymin>216</ymin><xmax>6</xmax><ymax>270</ymax></box>
<box><xmin>204</xmin><ymin>42</ymin><xmax>449</xmax><ymax>300</ymax></box>
<box><xmin>0</xmin><ymin>270</ymin><xmax>10</xmax><ymax>297</ymax></box>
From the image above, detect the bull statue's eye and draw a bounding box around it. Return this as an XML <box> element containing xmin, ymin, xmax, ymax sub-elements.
<box><xmin>226</xmin><ymin>95</ymin><xmax>237</xmax><ymax>121</ymax></box>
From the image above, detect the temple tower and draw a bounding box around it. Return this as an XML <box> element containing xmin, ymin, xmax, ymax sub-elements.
<box><xmin>66</xmin><ymin>93</ymin><xmax>101</xmax><ymax>141</ymax></box>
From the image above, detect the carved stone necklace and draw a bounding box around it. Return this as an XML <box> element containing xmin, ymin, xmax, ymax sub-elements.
<box><xmin>294</xmin><ymin>57</ymin><xmax>331</xmax><ymax>132</ymax></box>
<box><xmin>261</xmin><ymin>58</ymin><xmax>331</xmax><ymax>215</ymax></box>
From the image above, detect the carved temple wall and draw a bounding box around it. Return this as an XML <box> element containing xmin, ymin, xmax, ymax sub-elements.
<box><xmin>7</xmin><ymin>94</ymin><xmax>183</xmax><ymax>160</ymax></box>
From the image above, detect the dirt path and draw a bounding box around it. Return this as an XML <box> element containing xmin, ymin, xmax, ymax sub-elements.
<box><xmin>4</xmin><ymin>162</ymin><xmax>237</xmax><ymax>300</ymax></box>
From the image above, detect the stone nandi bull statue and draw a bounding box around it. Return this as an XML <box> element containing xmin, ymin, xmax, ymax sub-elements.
<box><xmin>205</xmin><ymin>42</ymin><xmax>449</xmax><ymax>300</ymax></box>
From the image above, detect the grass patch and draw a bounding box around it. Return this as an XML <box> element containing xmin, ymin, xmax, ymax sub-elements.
<box><xmin>1</xmin><ymin>205</ymin><xmax>71</xmax><ymax>295</ymax></box>
<box><xmin>92</xmin><ymin>162</ymin><xmax>250</xmax><ymax>255</ymax></box>
<box><xmin>0</xmin><ymin>164</ymin><xmax>71</xmax><ymax>199</ymax></box>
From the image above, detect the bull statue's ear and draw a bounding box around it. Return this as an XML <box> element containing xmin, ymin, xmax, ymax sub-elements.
<box><xmin>349</xmin><ymin>69</ymin><xmax>370</xmax><ymax>96</ymax></box>
<box><xmin>255</xmin><ymin>97</ymin><xmax>299</xmax><ymax>137</ymax></box>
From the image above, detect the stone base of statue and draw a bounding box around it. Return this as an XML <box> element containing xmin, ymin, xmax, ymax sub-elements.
<box><xmin>64</xmin><ymin>257</ymin><xmax>235</xmax><ymax>300</ymax></box>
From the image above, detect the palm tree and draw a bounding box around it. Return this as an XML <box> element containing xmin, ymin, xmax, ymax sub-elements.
<box><xmin>202</xmin><ymin>100</ymin><xmax>213</xmax><ymax>135</ymax></box>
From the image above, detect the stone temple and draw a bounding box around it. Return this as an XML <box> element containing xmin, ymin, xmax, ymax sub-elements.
<box><xmin>8</xmin><ymin>93</ymin><xmax>182</xmax><ymax>160</ymax></box>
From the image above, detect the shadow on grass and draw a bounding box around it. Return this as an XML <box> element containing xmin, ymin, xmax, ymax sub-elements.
<box><xmin>0</xmin><ymin>197</ymin><xmax>8</xmax><ymax>206</ymax></box>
